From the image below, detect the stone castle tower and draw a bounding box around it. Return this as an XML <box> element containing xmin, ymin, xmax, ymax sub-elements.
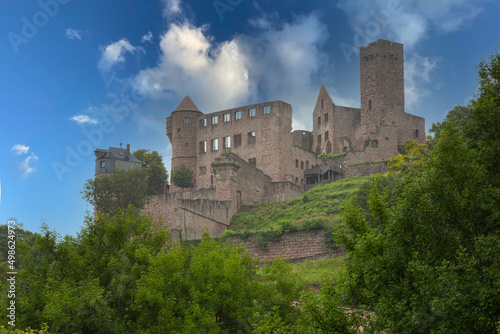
<box><xmin>312</xmin><ymin>39</ymin><xmax>425</xmax><ymax>159</ymax></box>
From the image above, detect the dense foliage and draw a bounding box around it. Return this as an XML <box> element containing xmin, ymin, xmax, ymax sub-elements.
<box><xmin>133</xmin><ymin>149</ymin><xmax>169</xmax><ymax>195</ymax></box>
<box><xmin>82</xmin><ymin>167</ymin><xmax>149</xmax><ymax>215</ymax></box>
<box><xmin>170</xmin><ymin>164</ymin><xmax>194</xmax><ymax>188</ymax></box>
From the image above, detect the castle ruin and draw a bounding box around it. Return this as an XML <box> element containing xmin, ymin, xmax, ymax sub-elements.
<box><xmin>95</xmin><ymin>39</ymin><xmax>425</xmax><ymax>240</ymax></box>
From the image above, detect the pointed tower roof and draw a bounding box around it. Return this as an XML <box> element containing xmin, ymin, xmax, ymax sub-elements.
<box><xmin>173</xmin><ymin>96</ymin><xmax>201</xmax><ymax>113</ymax></box>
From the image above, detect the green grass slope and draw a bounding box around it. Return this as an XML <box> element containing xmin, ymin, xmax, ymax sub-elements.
<box><xmin>229</xmin><ymin>175</ymin><xmax>372</xmax><ymax>233</ymax></box>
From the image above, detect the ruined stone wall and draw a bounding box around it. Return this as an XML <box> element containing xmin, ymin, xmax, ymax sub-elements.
<box><xmin>344</xmin><ymin>161</ymin><xmax>389</xmax><ymax>178</ymax></box>
<box><xmin>290</xmin><ymin>145</ymin><xmax>323</xmax><ymax>188</ymax></box>
<box><xmin>177</xmin><ymin>199</ymin><xmax>231</xmax><ymax>240</ymax></box>
<box><xmin>332</xmin><ymin>105</ymin><xmax>361</xmax><ymax>153</ymax></box>
<box><xmin>194</xmin><ymin>101</ymin><xmax>292</xmax><ymax>188</ymax></box>
<box><xmin>141</xmin><ymin>189</ymin><xmax>216</xmax><ymax>231</ymax></box>
<box><xmin>397</xmin><ymin>113</ymin><xmax>426</xmax><ymax>146</ymax></box>
<box><xmin>292</xmin><ymin>130</ymin><xmax>313</xmax><ymax>151</ymax></box>
<box><xmin>232</xmin><ymin>231</ymin><xmax>343</xmax><ymax>263</ymax></box>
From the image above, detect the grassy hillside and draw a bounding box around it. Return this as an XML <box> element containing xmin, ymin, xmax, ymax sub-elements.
<box><xmin>291</xmin><ymin>257</ymin><xmax>345</xmax><ymax>286</ymax></box>
<box><xmin>229</xmin><ymin>175</ymin><xmax>372</xmax><ymax>233</ymax></box>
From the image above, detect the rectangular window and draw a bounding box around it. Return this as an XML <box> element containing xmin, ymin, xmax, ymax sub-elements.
<box><xmin>317</xmin><ymin>116</ymin><xmax>321</xmax><ymax>126</ymax></box>
<box><xmin>261</xmin><ymin>129</ymin><xmax>271</xmax><ymax>141</ymax></box>
<box><xmin>248</xmin><ymin>158</ymin><xmax>256</xmax><ymax>166</ymax></box>
<box><xmin>301</xmin><ymin>161</ymin><xmax>304</xmax><ymax>170</ymax></box>
<box><xmin>296</xmin><ymin>159</ymin><xmax>299</xmax><ymax>168</ymax></box>
<box><xmin>234</xmin><ymin>134</ymin><xmax>242</xmax><ymax>147</ymax></box>
<box><xmin>199</xmin><ymin>166</ymin><xmax>207</xmax><ymax>175</ymax></box>
<box><xmin>415</xmin><ymin>129</ymin><xmax>419</xmax><ymax>138</ymax></box>
<box><xmin>324</xmin><ymin>113</ymin><xmax>328</xmax><ymax>123</ymax></box>
<box><xmin>224</xmin><ymin>113</ymin><xmax>230</xmax><ymax>122</ymax></box>
<box><xmin>235</xmin><ymin>111</ymin><xmax>242</xmax><ymax>120</ymax></box>
<box><xmin>100</xmin><ymin>161</ymin><xmax>106</xmax><ymax>168</ymax></box>
<box><xmin>263</xmin><ymin>106</ymin><xmax>270</xmax><ymax>114</ymax></box>
<box><xmin>212</xmin><ymin>115</ymin><xmax>218</xmax><ymax>125</ymax></box>
<box><xmin>184</xmin><ymin>117</ymin><xmax>191</xmax><ymax>124</ymax></box>
<box><xmin>200</xmin><ymin>118</ymin><xmax>207</xmax><ymax>127</ymax></box>
<box><xmin>318</xmin><ymin>134</ymin><xmax>322</xmax><ymax>144</ymax></box>
<box><xmin>212</xmin><ymin>139</ymin><xmax>218</xmax><ymax>151</ymax></box>
<box><xmin>249</xmin><ymin>108</ymin><xmax>256</xmax><ymax>117</ymax></box>
<box><xmin>325</xmin><ymin>131</ymin><xmax>329</xmax><ymax>140</ymax></box>
<box><xmin>248</xmin><ymin>132</ymin><xmax>256</xmax><ymax>145</ymax></box>
<box><xmin>199</xmin><ymin>141</ymin><xmax>207</xmax><ymax>153</ymax></box>
<box><xmin>224</xmin><ymin>136</ymin><xmax>231</xmax><ymax>149</ymax></box>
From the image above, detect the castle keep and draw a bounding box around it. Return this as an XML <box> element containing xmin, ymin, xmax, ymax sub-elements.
<box><xmin>95</xmin><ymin>39</ymin><xmax>425</xmax><ymax>240</ymax></box>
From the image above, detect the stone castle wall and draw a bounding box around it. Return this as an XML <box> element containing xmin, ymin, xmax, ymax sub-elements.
<box><xmin>232</xmin><ymin>231</ymin><xmax>344</xmax><ymax>263</ymax></box>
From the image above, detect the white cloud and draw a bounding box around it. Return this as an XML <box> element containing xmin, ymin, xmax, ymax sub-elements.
<box><xmin>133</xmin><ymin>13</ymin><xmax>329</xmax><ymax>131</ymax></box>
<box><xmin>141</xmin><ymin>31</ymin><xmax>154</xmax><ymax>43</ymax></box>
<box><xmin>70</xmin><ymin>114</ymin><xmax>99</xmax><ymax>125</ymax></box>
<box><xmin>65</xmin><ymin>28</ymin><xmax>82</xmax><ymax>40</ymax></box>
<box><xmin>11</xmin><ymin>144</ymin><xmax>29</xmax><ymax>155</ymax></box>
<box><xmin>337</xmin><ymin>0</ymin><xmax>489</xmax><ymax>48</ymax></box>
<box><xmin>161</xmin><ymin>0</ymin><xmax>182</xmax><ymax>18</ymax></box>
<box><xmin>19</xmin><ymin>154</ymin><xmax>38</xmax><ymax>178</ymax></box>
<box><xmin>405</xmin><ymin>54</ymin><xmax>439</xmax><ymax>107</ymax></box>
<box><xmin>134</xmin><ymin>22</ymin><xmax>251</xmax><ymax>112</ymax></box>
<box><xmin>98</xmin><ymin>39</ymin><xmax>145</xmax><ymax>71</ymax></box>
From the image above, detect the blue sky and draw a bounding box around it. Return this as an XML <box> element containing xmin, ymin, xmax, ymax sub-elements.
<box><xmin>1</xmin><ymin>0</ymin><xmax>499</xmax><ymax>236</ymax></box>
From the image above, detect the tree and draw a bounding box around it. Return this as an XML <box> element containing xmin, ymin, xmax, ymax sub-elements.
<box><xmin>429</xmin><ymin>105</ymin><xmax>471</xmax><ymax>139</ymax></box>
<box><xmin>133</xmin><ymin>149</ymin><xmax>169</xmax><ymax>195</ymax></box>
<box><xmin>82</xmin><ymin>167</ymin><xmax>149</xmax><ymax>215</ymax></box>
<box><xmin>170</xmin><ymin>164</ymin><xmax>194</xmax><ymax>189</ymax></box>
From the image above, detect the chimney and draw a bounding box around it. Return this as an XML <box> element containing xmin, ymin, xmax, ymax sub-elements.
<box><xmin>126</xmin><ymin>144</ymin><xmax>130</xmax><ymax>159</ymax></box>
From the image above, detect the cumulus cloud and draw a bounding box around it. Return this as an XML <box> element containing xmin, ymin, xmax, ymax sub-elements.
<box><xmin>20</xmin><ymin>154</ymin><xmax>38</xmax><ymax>178</ymax></box>
<box><xmin>133</xmin><ymin>13</ymin><xmax>329</xmax><ymax>130</ymax></box>
<box><xmin>98</xmin><ymin>39</ymin><xmax>145</xmax><ymax>71</ymax></box>
<box><xmin>405</xmin><ymin>54</ymin><xmax>439</xmax><ymax>107</ymax></box>
<box><xmin>11</xmin><ymin>144</ymin><xmax>29</xmax><ymax>155</ymax></box>
<box><xmin>65</xmin><ymin>28</ymin><xmax>82</xmax><ymax>40</ymax></box>
<box><xmin>70</xmin><ymin>114</ymin><xmax>99</xmax><ymax>125</ymax></box>
<box><xmin>141</xmin><ymin>31</ymin><xmax>154</xmax><ymax>43</ymax></box>
<box><xmin>337</xmin><ymin>0</ymin><xmax>489</xmax><ymax>48</ymax></box>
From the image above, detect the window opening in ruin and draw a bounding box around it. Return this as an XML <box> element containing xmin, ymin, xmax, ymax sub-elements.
<box><xmin>234</xmin><ymin>134</ymin><xmax>241</xmax><ymax>147</ymax></box>
<box><xmin>212</xmin><ymin>115</ymin><xmax>218</xmax><ymax>125</ymax></box>
<box><xmin>296</xmin><ymin>177</ymin><xmax>298</xmax><ymax>183</ymax></box>
<box><xmin>185</xmin><ymin>143</ymin><xmax>188</xmax><ymax>147</ymax></box>
<box><xmin>199</xmin><ymin>166</ymin><xmax>207</xmax><ymax>175</ymax></box>
<box><xmin>385</xmin><ymin>137</ymin><xmax>389</xmax><ymax>141</ymax></box>
<box><xmin>223</xmin><ymin>113</ymin><xmax>230</xmax><ymax>122</ymax></box>
<box><xmin>325</xmin><ymin>131</ymin><xmax>329</xmax><ymax>140</ymax></box>
<box><xmin>224</xmin><ymin>136</ymin><xmax>231</xmax><ymax>149</ymax></box>
<box><xmin>343</xmin><ymin>146</ymin><xmax>347</xmax><ymax>152</ymax></box>
<box><xmin>212</xmin><ymin>139</ymin><xmax>219</xmax><ymax>151</ymax></box>
<box><xmin>368</xmin><ymin>99</ymin><xmax>372</xmax><ymax>111</ymax></box>
<box><xmin>324</xmin><ymin>113</ymin><xmax>328</xmax><ymax>123</ymax></box>
<box><xmin>317</xmin><ymin>116</ymin><xmax>321</xmax><ymax>126</ymax></box>
<box><xmin>301</xmin><ymin>178</ymin><xmax>303</xmax><ymax>184</ymax></box>
<box><xmin>371</xmin><ymin>140</ymin><xmax>378</xmax><ymax>148</ymax></box>
<box><xmin>326</xmin><ymin>141</ymin><xmax>332</xmax><ymax>153</ymax></box>
<box><xmin>184</xmin><ymin>117</ymin><xmax>191</xmax><ymax>124</ymax></box>
<box><xmin>321</xmin><ymin>98</ymin><xmax>324</xmax><ymax>108</ymax></box>
<box><xmin>415</xmin><ymin>129</ymin><xmax>419</xmax><ymax>138</ymax></box>
<box><xmin>306</xmin><ymin>160</ymin><xmax>309</xmax><ymax>169</ymax></box>
<box><xmin>235</xmin><ymin>111</ymin><xmax>242</xmax><ymax>120</ymax></box>
<box><xmin>263</xmin><ymin>106</ymin><xmax>270</xmax><ymax>114</ymax></box>
<box><xmin>200</xmin><ymin>141</ymin><xmax>207</xmax><ymax>153</ymax></box>
<box><xmin>296</xmin><ymin>159</ymin><xmax>299</xmax><ymax>168</ymax></box>
<box><xmin>100</xmin><ymin>161</ymin><xmax>106</xmax><ymax>168</ymax></box>
<box><xmin>249</xmin><ymin>108</ymin><xmax>256</xmax><ymax>117</ymax></box>
<box><xmin>178</xmin><ymin>128</ymin><xmax>181</xmax><ymax>132</ymax></box>
<box><xmin>248</xmin><ymin>158</ymin><xmax>256</xmax><ymax>166</ymax></box>
<box><xmin>248</xmin><ymin>132</ymin><xmax>256</xmax><ymax>144</ymax></box>
<box><xmin>301</xmin><ymin>161</ymin><xmax>304</xmax><ymax>169</ymax></box>
<box><xmin>200</xmin><ymin>118</ymin><xmax>207</xmax><ymax>127</ymax></box>
<box><xmin>318</xmin><ymin>134</ymin><xmax>321</xmax><ymax>144</ymax></box>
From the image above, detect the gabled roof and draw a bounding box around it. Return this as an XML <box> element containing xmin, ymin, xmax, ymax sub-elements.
<box><xmin>173</xmin><ymin>96</ymin><xmax>201</xmax><ymax>112</ymax></box>
<box><xmin>94</xmin><ymin>147</ymin><xmax>141</xmax><ymax>163</ymax></box>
